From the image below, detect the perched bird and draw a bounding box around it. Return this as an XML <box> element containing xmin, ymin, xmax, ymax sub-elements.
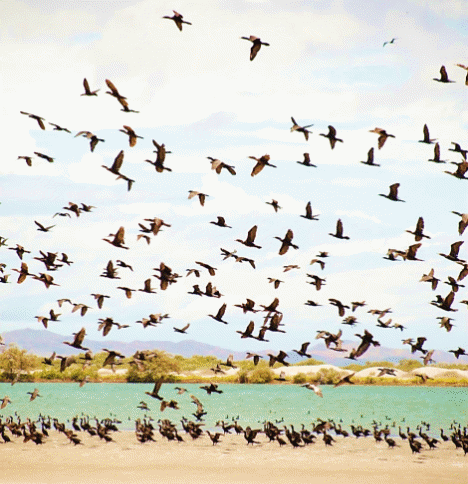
<box><xmin>320</xmin><ymin>125</ymin><xmax>343</xmax><ymax>149</ymax></box>
<box><xmin>163</xmin><ymin>11</ymin><xmax>192</xmax><ymax>31</ymax></box>
<box><xmin>369</xmin><ymin>128</ymin><xmax>395</xmax><ymax>149</ymax></box>
<box><xmin>241</xmin><ymin>36</ymin><xmax>269</xmax><ymax>61</ymax></box>
<box><xmin>290</xmin><ymin>117</ymin><xmax>313</xmax><ymax>141</ymax></box>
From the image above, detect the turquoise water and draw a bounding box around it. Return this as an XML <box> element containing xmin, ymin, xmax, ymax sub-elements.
<box><xmin>0</xmin><ymin>383</ymin><xmax>466</xmax><ymax>435</ymax></box>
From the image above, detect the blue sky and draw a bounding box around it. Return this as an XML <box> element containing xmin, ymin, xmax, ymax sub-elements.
<box><xmin>1</xmin><ymin>0</ymin><xmax>467</xmax><ymax>358</ymax></box>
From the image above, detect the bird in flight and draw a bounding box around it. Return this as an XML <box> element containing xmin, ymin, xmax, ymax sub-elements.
<box><xmin>163</xmin><ymin>11</ymin><xmax>192</xmax><ymax>31</ymax></box>
<box><xmin>241</xmin><ymin>36</ymin><xmax>269</xmax><ymax>61</ymax></box>
<box><xmin>320</xmin><ymin>125</ymin><xmax>343</xmax><ymax>149</ymax></box>
<box><xmin>290</xmin><ymin>117</ymin><xmax>313</xmax><ymax>141</ymax></box>
<box><xmin>81</xmin><ymin>78</ymin><xmax>99</xmax><ymax>96</ymax></box>
<box><xmin>433</xmin><ymin>65</ymin><xmax>454</xmax><ymax>83</ymax></box>
<box><xmin>383</xmin><ymin>38</ymin><xmax>397</xmax><ymax>47</ymax></box>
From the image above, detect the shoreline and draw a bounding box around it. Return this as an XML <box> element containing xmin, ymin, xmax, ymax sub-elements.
<box><xmin>1</xmin><ymin>431</ymin><xmax>465</xmax><ymax>484</ymax></box>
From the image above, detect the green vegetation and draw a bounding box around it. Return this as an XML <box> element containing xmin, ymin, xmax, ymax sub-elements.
<box><xmin>0</xmin><ymin>345</ymin><xmax>467</xmax><ymax>385</ymax></box>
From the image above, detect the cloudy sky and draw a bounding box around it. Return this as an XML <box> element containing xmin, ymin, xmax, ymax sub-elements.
<box><xmin>1</xmin><ymin>0</ymin><xmax>467</xmax><ymax>358</ymax></box>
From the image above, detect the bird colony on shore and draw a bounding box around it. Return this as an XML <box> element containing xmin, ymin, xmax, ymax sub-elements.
<box><xmin>1</xmin><ymin>7</ymin><xmax>468</xmax><ymax>450</ymax></box>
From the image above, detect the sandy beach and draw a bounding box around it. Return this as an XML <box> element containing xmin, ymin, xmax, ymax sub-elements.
<box><xmin>1</xmin><ymin>430</ymin><xmax>465</xmax><ymax>484</ymax></box>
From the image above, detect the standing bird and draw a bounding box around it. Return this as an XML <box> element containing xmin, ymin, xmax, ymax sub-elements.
<box><xmin>369</xmin><ymin>128</ymin><xmax>395</xmax><ymax>149</ymax></box>
<box><xmin>320</xmin><ymin>125</ymin><xmax>343</xmax><ymax>149</ymax></box>
<box><xmin>81</xmin><ymin>78</ymin><xmax>99</xmax><ymax>96</ymax></box>
<box><xmin>379</xmin><ymin>183</ymin><xmax>405</xmax><ymax>202</ymax></box>
<box><xmin>419</xmin><ymin>124</ymin><xmax>436</xmax><ymax>144</ymax></box>
<box><xmin>241</xmin><ymin>36</ymin><xmax>269</xmax><ymax>61</ymax></box>
<box><xmin>163</xmin><ymin>11</ymin><xmax>192</xmax><ymax>31</ymax></box>
<box><xmin>290</xmin><ymin>117</ymin><xmax>313</xmax><ymax>141</ymax></box>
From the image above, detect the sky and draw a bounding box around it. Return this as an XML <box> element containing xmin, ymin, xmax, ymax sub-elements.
<box><xmin>0</xmin><ymin>0</ymin><xmax>467</xmax><ymax>359</ymax></box>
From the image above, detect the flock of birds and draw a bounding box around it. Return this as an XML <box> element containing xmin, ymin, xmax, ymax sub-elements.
<box><xmin>1</xmin><ymin>9</ymin><xmax>468</xmax><ymax>454</ymax></box>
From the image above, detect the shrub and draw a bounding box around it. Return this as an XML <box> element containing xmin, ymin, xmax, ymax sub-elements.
<box><xmin>249</xmin><ymin>367</ymin><xmax>274</xmax><ymax>383</ymax></box>
<box><xmin>293</xmin><ymin>372</ymin><xmax>308</xmax><ymax>384</ymax></box>
<box><xmin>397</xmin><ymin>359</ymin><xmax>423</xmax><ymax>372</ymax></box>
<box><xmin>237</xmin><ymin>370</ymin><xmax>249</xmax><ymax>383</ymax></box>
<box><xmin>313</xmin><ymin>368</ymin><xmax>342</xmax><ymax>385</ymax></box>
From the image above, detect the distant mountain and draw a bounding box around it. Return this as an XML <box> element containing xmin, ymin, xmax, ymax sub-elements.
<box><xmin>1</xmin><ymin>328</ymin><xmax>456</xmax><ymax>365</ymax></box>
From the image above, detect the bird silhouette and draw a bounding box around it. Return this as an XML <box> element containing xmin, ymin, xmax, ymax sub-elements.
<box><xmin>320</xmin><ymin>125</ymin><xmax>343</xmax><ymax>149</ymax></box>
<box><xmin>241</xmin><ymin>36</ymin><xmax>269</xmax><ymax>61</ymax></box>
<box><xmin>163</xmin><ymin>11</ymin><xmax>192</xmax><ymax>31</ymax></box>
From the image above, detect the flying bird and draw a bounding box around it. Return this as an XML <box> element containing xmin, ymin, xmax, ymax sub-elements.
<box><xmin>433</xmin><ymin>65</ymin><xmax>454</xmax><ymax>83</ymax></box>
<box><xmin>320</xmin><ymin>125</ymin><xmax>343</xmax><ymax>149</ymax></box>
<box><xmin>419</xmin><ymin>124</ymin><xmax>436</xmax><ymax>144</ymax></box>
<box><xmin>20</xmin><ymin>111</ymin><xmax>46</xmax><ymax>130</ymax></box>
<box><xmin>249</xmin><ymin>154</ymin><xmax>276</xmax><ymax>177</ymax></box>
<box><xmin>241</xmin><ymin>36</ymin><xmax>269</xmax><ymax>61</ymax></box>
<box><xmin>329</xmin><ymin>219</ymin><xmax>350</xmax><ymax>239</ymax></box>
<box><xmin>81</xmin><ymin>78</ymin><xmax>99</xmax><ymax>96</ymax></box>
<box><xmin>379</xmin><ymin>183</ymin><xmax>405</xmax><ymax>202</ymax></box>
<box><xmin>290</xmin><ymin>117</ymin><xmax>313</xmax><ymax>141</ymax></box>
<box><xmin>163</xmin><ymin>11</ymin><xmax>192</xmax><ymax>31</ymax></box>
<box><xmin>369</xmin><ymin>128</ymin><xmax>395</xmax><ymax>149</ymax></box>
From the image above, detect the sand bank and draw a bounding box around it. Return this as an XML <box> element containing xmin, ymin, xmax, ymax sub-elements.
<box><xmin>1</xmin><ymin>431</ymin><xmax>465</xmax><ymax>484</ymax></box>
